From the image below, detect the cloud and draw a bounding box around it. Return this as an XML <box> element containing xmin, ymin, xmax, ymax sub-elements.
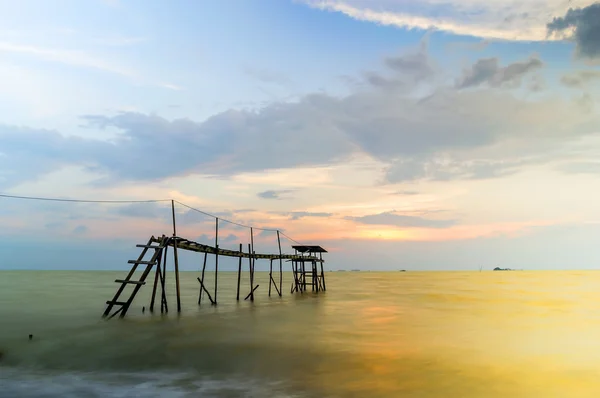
<box><xmin>0</xmin><ymin>41</ymin><xmax>135</xmax><ymax>77</ymax></box>
<box><xmin>364</xmin><ymin>39</ymin><xmax>437</xmax><ymax>89</ymax></box>
<box><xmin>301</xmin><ymin>0</ymin><xmax>598</xmax><ymax>41</ymax></box>
<box><xmin>558</xmin><ymin>161</ymin><xmax>600</xmax><ymax>175</ymax></box>
<box><xmin>257</xmin><ymin>190</ymin><xmax>294</xmax><ymax>200</ymax></box>
<box><xmin>547</xmin><ymin>3</ymin><xmax>600</xmax><ymax>59</ymax></box>
<box><xmin>0</xmin><ymin>48</ymin><xmax>598</xmax><ymax>189</ymax></box>
<box><xmin>288</xmin><ymin>211</ymin><xmax>333</xmax><ymax>220</ymax></box>
<box><xmin>384</xmin><ymin>157</ymin><xmax>533</xmax><ymax>183</ymax></box>
<box><xmin>346</xmin><ymin>211</ymin><xmax>457</xmax><ymax>229</ymax></box>
<box><xmin>390</xmin><ymin>190</ymin><xmax>420</xmax><ymax>196</ymax></box>
<box><xmin>456</xmin><ymin>56</ymin><xmax>543</xmax><ymax>89</ymax></box>
<box><xmin>561</xmin><ymin>70</ymin><xmax>600</xmax><ymax>87</ymax></box>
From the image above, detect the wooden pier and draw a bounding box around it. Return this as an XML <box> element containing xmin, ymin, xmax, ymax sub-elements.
<box><xmin>102</xmin><ymin>234</ymin><xmax>327</xmax><ymax>319</ymax></box>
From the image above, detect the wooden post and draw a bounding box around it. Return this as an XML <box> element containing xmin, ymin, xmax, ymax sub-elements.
<box><xmin>320</xmin><ymin>252</ymin><xmax>326</xmax><ymax>291</ymax></box>
<box><xmin>214</xmin><ymin>218</ymin><xmax>219</xmax><ymax>305</ymax></box>
<box><xmin>161</xmin><ymin>243</ymin><xmax>169</xmax><ymax>313</ymax></box>
<box><xmin>198</xmin><ymin>252</ymin><xmax>207</xmax><ymax>305</ymax></box>
<box><xmin>171</xmin><ymin>200</ymin><xmax>181</xmax><ymax>313</ymax></box>
<box><xmin>250</xmin><ymin>228</ymin><xmax>255</xmax><ymax>301</ymax></box>
<box><xmin>247</xmin><ymin>243</ymin><xmax>253</xmax><ymax>301</ymax></box>
<box><xmin>268</xmin><ymin>258</ymin><xmax>273</xmax><ymax>296</ymax></box>
<box><xmin>236</xmin><ymin>243</ymin><xmax>242</xmax><ymax>301</ymax></box>
<box><xmin>149</xmin><ymin>248</ymin><xmax>163</xmax><ymax>312</ymax></box>
<box><xmin>252</xmin><ymin>251</ymin><xmax>256</xmax><ymax>301</ymax></box>
<box><xmin>277</xmin><ymin>230</ymin><xmax>283</xmax><ymax>297</ymax></box>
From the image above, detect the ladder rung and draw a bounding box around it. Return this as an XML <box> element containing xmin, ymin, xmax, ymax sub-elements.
<box><xmin>127</xmin><ymin>260</ymin><xmax>155</xmax><ymax>265</ymax></box>
<box><xmin>115</xmin><ymin>279</ymin><xmax>146</xmax><ymax>285</ymax></box>
<box><xmin>136</xmin><ymin>244</ymin><xmax>162</xmax><ymax>249</ymax></box>
<box><xmin>106</xmin><ymin>300</ymin><xmax>127</xmax><ymax>306</ymax></box>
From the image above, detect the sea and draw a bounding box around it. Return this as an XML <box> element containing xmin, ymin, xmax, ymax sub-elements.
<box><xmin>2</xmin><ymin>270</ymin><xmax>600</xmax><ymax>397</ymax></box>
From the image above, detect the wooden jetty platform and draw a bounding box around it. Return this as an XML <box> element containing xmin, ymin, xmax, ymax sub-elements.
<box><xmin>103</xmin><ymin>234</ymin><xmax>328</xmax><ymax>319</ymax></box>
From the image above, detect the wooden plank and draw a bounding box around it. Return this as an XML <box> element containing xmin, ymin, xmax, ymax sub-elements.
<box><xmin>127</xmin><ymin>260</ymin><xmax>155</xmax><ymax>265</ymax></box>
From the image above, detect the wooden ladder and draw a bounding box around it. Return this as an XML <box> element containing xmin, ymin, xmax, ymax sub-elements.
<box><xmin>103</xmin><ymin>235</ymin><xmax>168</xmax><ymax>319</ymax></box>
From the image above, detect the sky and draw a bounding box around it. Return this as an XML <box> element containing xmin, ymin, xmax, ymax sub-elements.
<box><xmin>1</xmin><ymin>0</ymin><xmax>600</xmax><ymax>271</ymax></box>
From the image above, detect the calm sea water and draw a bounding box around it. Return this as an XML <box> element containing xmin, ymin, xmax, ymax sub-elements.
<box><xmin>2</xmin><ymin>270</ymin><xmax>600</xmax><ymax>397</ymax></box>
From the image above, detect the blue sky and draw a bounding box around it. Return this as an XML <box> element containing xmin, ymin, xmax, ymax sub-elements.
<box><xmin>1</xmin><ymin>0</ymin><xmax>600</xmax><ymax>271</ymax></box>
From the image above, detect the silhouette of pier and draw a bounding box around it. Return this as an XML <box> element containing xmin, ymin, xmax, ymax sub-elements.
<box><xmin>103</xmin><ymin>201</ymin><xmax>328</xmax><ymax>319</ymax></box>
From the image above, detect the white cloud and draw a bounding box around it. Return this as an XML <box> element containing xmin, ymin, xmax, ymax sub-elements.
<box><xmin>0</xmin><ymin>41</ymin><xmax>136</xmax><ymax>77</ymax></box>
<box><xmin>301</xmin><ymin>0</ymin><xmax>598</xmax><ymax>41</ymax></box>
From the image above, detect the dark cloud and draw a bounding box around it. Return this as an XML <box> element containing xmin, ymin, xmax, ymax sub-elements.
<box><xmin>561</xmin><ymin>70</ymin><xmax>600</xmax><ymax>87</ymax></box>
<box><xmin>346</xmin><ymin>211</ymin><xmax>457</xmax><ymax>229</ymax></box>
<box><xmin>456</xmin><ymin>56</ymin><xmax>543</xmax><ymax>89</ymax></box>
<box><xmin>257</xmin><ymin>190</ymin><xmax>294</xmax><ymax>200</ymax></box>
<box><xmin>547</xmin><ymin>3</ymin><xmax>600</xmax><ymax>60</ymax></box>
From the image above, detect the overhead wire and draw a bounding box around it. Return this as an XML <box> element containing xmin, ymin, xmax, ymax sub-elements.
<box><xmin>0</xmin><ymin>193</ymin><xmax>306</xmax><ymax>245</ymax></box>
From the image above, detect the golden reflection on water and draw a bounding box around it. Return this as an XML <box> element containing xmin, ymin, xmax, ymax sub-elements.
<box><xmin>311</xmin><ymin>271</ymin><xmax>600</xmax><ymax>398</ymax></box>
<box><xmin>3</xmin><ymin>270</ymin><xmax>600</xmax><ymax>397</ymax></box>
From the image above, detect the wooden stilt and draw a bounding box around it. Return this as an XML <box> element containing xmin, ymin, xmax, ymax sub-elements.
<box><xmin>245</xmin><ymin>284</ymin><xmax>259</xmax><ymax>300</ymax></box>
<box><xmin>149</xmin><ymin>247</ymin><xmax>163</xmax><ymax>312</ymax></box>
<box><xmin>277</xmin><ymin>230</ymin><xmax>283</xmax><ymax>297</ymax></box>
<box><xmin>198</xmin><ymin>252</ymin><xmax>207</xmax><ymax>305</ymax></box>
<box><xmin>161</xmin><ymin>243</ymin><xmax>169</xmax><ymax>313</ymax></box>
<box><xmin>268</xmin><ymin>258</ymin><xmax>273</xmax><ymax>297</ymax></box>
<box><xmin>247</xmin><ymin>243</ymin><xmax>253</xmax><ymax>300</ymax></box>
<box><xmin>320</xmin><ymin>252</ymin><xmax>326</xmax><ymax>291</ymax></box>
<box><xmin>250</xmin><ymin>228</ymin><xmax>255</xmax><ymax>301</ymax></box>
<box><xmin>214</xmin><ymin>218</ymin><xmax>219</xmax><ymax>305</ymax></box>
<box><xmin>171</xmin><ymin>200</ymin><xmax>182</xmax><ymax>313</ymax></box>
<box><xmin>197</xmin><ymin>277</ymin><xmax>215</xmax><ymax>304</ymax></box>
<box><xmin>236</xmin><ymin>243</ymin><xmax>242</xmax><ymax>301</ymax></box>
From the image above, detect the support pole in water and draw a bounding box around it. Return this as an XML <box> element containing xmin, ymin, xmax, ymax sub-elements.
<box><xmin>236</xmin><ymin>243</ymin><xmax>242</xmax><ymax>301</ymax></box>
<box><xmin>277</xmin><ymin>230</ymin><xmax>283</xmax><ymax>297</ymax></box>
<box><xmin>248</xmin><ymin>243</ymin><xmax>254</xmax><ymax>301</ymax></box>
<box><xmin>269</xmin><ymin>258</ymin><xmax>273</xmax><ymax>296</ymax></box>
<box><xmin>171</xmin><ymin>200</ymin><xmax>182</xmax><ymax>313</ymax></box>
<box><xmin>214</xmin><ymin>218</ymin><xmax>219</xmax><ymax>305</ymax></box>
<box><xmin>198</xmin><ymin>252</ymin><xmax>207</xmax><ymax>305</ymax></box>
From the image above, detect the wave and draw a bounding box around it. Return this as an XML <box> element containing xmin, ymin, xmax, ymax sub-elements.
<box><xmin>0</xmin><ymin>367</ymin><xmax>302</xmax><ymax>398</ymax></box>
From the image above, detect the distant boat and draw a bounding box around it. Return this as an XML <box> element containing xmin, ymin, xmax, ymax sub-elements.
<box><xmin>493</xmin><ymin>267</ymin><xmax>513</xmax><ymax>271</ymax></box>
